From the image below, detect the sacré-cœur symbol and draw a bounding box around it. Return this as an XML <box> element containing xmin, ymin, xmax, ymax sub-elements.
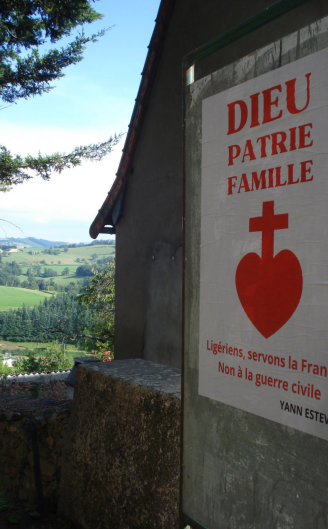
<box><xmin>235</xmin><ymin>200</ymin><xmax>303</xmax><ymax>338</ymax></box>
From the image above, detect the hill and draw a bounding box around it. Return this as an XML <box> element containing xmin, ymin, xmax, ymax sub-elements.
<box><xmin>0</xmin><ymin>286</ymin><xmax>53</xmax><ymax>311</ymax></box>
<box><xmin>0</xmin><ymin>237</ymin><xmax>69</xmax><ymax>248</ymax></box>
<box><xmin>0</xmin><ymin>243</ymin><xmax>115</xmax><ymax>308</ymax></box>
<box><xmin>0</xmin><ymin>237</ymin><xmax>115</xmax><ymax>249</ymax></box>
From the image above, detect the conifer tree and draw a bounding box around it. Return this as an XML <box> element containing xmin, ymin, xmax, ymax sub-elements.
<box><xmin>0</xmin><ymin>0</ymin><xmax>120</xmax><ymax>190</ymax></box>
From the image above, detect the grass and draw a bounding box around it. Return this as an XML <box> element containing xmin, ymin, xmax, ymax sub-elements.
<box><xmin>0</xmin><ymin>341</ymin><xmax>84</xmax><ymax>351</ymax></box>
<box><xmin>0</xmin><ymin>245</ymin><xmax>115</xmax><ymax>311</ymax></box>
<box><xmin>45</xmin><ymin>274</ymin><xmax>79</xmax><ymax>286</ymax></box>
<box><xmin>0</xmin><ymin>286</ymin><xmax>53</xmax><ymax>311</ymax></box>
<box><xmin>20</xmin><ymin>265</ymin><xmax>79</xmax><ymax>275</ymax></box>
<box><xmin>17</xmin><ymin>273</ymin><xmax>79</xmax><ymax>286</ymax></box>
<box><xmin>0</xmin><ymin>341</ymin><xmax>89</xmax><ymax>360</ymax></box>
<box><xmin>3</xmin><ymin>245</ymin><xmax>115</xmax><ymax>266</ymax></box>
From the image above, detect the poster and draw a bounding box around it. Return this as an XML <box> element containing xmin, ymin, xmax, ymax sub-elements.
<box><xmin>199</xmin><ymin>46</ymin><xmax>328</xmax><ymax>441</ymax></box>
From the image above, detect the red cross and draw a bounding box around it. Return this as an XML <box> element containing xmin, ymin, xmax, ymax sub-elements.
<box><xmin>249</xmin><ymin>201</ymin><xmax>288</xmax><ymax>261</ymax></box>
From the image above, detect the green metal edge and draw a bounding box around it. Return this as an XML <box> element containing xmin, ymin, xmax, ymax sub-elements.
<box><xmin>182</xmin><ymin>513</ymin><xmax>210</xmax><ymax>529</ymax></box>
<box><xmin>181</xmin><ymin>1</ymin><xmax>311</xmax><ymax>528</ymax></box>
<box><xmin>183</xmin><ymin>0</ymin><xmax>310</xmax><ymax>70</ymax></box>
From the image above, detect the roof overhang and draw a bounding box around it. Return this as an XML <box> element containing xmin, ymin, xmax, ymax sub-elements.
<box><xmin>89</xmin><ymin>0</ymin><xmax>176</xmax><ymax>239</ymax></box>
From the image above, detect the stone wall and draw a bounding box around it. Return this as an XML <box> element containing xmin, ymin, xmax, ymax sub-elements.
<box><xmin>0</xmin><ymin>395</ymin><xmax>71</xmax><ymax>510</ymax></box>
<box><xmin>1</xmin><ymin>379</ymin><xmax>68</xmax><ymax>400</ymax></box>
<box><xmin>58</xmin><ymin>359</ymin><xmax>181</xmax><ymax>529</ymax></box>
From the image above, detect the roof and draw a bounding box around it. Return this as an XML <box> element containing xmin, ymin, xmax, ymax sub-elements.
<box><xmin>89</xmin><ymin>0</ymin><xmax>176</xmax><ymax>239</ymax></box>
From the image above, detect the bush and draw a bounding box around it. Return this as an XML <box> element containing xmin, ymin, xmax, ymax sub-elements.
<box><xmin>15</xmin><ymin>342</ymin><xmax>73</xmax><ymax>373</ymax></box>
<box><xmin>76</xmin><ymin>264</ymin><xmax>94</xmax><ymax>277</ymax></box>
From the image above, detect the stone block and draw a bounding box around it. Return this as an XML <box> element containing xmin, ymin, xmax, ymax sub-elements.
<box><xmin>45</xmin><ymin>436</ymin><xmax>54</xmax><ymax>448</ymax></box>
<box><xmin>15</xmin><ymin>442</ymin><xmax>28</xmax><ymax>460</ymax></box>
<box><xmin>55</xmin><ymin>438</ymin><xmax>63</xmax><ymax>450</ymax></box>
<box><xmin>58</xmin><ymin>359</ymin><xmax>181</xmax><ymax>529</ymax></box>
<box><xmin>40</xmin><ymin>457</ymin><xmax>56</xmax><ymax>478</ymax></box>
<box><xmin>27</xmin><ymin>451</ymin><xmax>34</xmax><ymax>468</ymax></box>
<box><xmin>38</xmin><ymin>443</ymin><xmax>51</xmax><ymax>459</ymax></box>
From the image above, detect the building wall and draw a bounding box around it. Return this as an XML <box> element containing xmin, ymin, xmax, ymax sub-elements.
<box><xmin>115</xmin><ymin>0</ymin><xmax>328</xmax><ymax>367</ymax></box>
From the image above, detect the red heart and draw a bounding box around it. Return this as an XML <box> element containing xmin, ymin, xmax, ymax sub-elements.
<box><xmin>235</xmin><ymin>250</ymin><xmax>303</xmax><ymax>338</ymax></box>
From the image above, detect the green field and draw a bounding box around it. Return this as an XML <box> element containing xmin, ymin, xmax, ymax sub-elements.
<box><xmin>0</xmin><ymin>244</ymin><xmax>115</xmax><ymax>310</ymax></box>
<box><xmin>17</xmin><ymin>273</ymin><xmax>79</xmax><ymax>286</ymax></box>
<box><xmin>20</xmin><ymin>264</ymin><xmax>79</xmax><ymax>275</ymax></box>
<box><xmin>0</xmin><ymin>286</ymin><xmax>53</xmax><ymax>310</ymax></box>
<box><xmin>3</xmin><ymin>244</ymin><xmax>115</xmax><ymax>266</ymax></box>
<box><xmin>0</xmin><ymin>340</ymin><xmax>88</xmax><ymax>357</ymax></box>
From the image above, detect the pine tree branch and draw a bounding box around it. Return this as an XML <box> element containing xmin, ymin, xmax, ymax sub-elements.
<box><xmin>0</xmin><ymin>30</ymin><xmax>111</xmax><ymax>103</ymax></box>
<box><xmin>0</xmin><ymin>133</ymin><xmax>123</xmax><ymax>185</ymax></box>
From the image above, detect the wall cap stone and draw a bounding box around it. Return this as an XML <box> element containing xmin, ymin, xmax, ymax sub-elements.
<box><xmin>82</xmin><ymin>358</ymin><xmax>181</xmax><ymax>397</ymax></box>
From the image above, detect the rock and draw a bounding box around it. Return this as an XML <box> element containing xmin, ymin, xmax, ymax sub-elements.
<box><xmin>55</xmin><ymin>438</ymin><xmax>63</xmax><ymax>450</ymax></box>
<box><xmin>15</xmin><ymin>442</ymin><xmax>29</xmax><ymax>460</ymax></box>
<box><xmin>40</xmin><ymin>458</ymin><xmax>56</xmax><ymax>477</ymax></box>
<box><xmin>27</xmin><ymin>451</ymin><xmax>34</xmax><ymax>468</ymax></box>
<box><xmin>46</xmin><ymin>436</ymin><xmax>54</xmax><ymax>448</ymax></box>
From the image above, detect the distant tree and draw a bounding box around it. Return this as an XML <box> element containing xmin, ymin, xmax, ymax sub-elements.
<box><xmin>43</xmin><ymin>267</ymin><xmax>58</xmax><ymax>277</ymax></box>
<box><xmin>76</xmin><ymin>264</ymin><xmax>93</xmax><ymax>277</ymax></box>
<box><xmin>6</xmin><ymin>261</ymin><xmax>21</xmax><ymax>275</ymax></box>
<box><xmin>76</xmin><ymin>258</ymin><xmax>80</xmax><ymax>263</ymax></box>
<box><xmin>61</xmin><ymin>267</ymin><xmax>70</xmax><ymax>276</ymax></box>
<box><xmin>27</xmin><ymin>269</ymin><xmax>35</xmax><ymax>282</ymax></box>
<box><xmin>91</xmin><ymin>253</ymin><xmax>98</xmax><ymax>260</ymax></box>
<box><xmin>64</xmin><ymin>248</ymin><xmax>68</xmax><ymax>253</ymax></box>
<box><xmin>33</xmin><ymin>264</ymin><xmax>42</xmax><ymax>276</ymax></box>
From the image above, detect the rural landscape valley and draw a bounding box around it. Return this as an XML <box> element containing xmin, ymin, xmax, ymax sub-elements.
<box><xmin>0</xmin><ymin>238</ymin><xmax>115</xmax><ymax>374</ymax></box>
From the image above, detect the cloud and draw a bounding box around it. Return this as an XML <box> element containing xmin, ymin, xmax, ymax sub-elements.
<box><xmin>0</xmin><ymin>124</ymin><xmax>123</xmax><ymax>241</ymax></box>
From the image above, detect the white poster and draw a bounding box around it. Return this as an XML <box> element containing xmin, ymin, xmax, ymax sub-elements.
<box><xmin>199</xmin><ymin>47</ymin><xmax>328</xmax><ymax>441</ymax></box>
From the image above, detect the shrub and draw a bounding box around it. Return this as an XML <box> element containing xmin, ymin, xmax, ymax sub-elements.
<box><xmin>15</xmin><ymin>342</ymin><xmax>73</xmax><ymax>373</ymax></box>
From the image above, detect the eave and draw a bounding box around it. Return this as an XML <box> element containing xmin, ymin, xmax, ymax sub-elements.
<box><xmin>89</xmin><ymin>0</ymin><xmax>176</xmax><ymax>239</ymax></box>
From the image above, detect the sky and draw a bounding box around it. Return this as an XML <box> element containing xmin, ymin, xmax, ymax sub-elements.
<box><xmin>0</xmin><ymin>0</ymin><xmax>160</xmax><ymax>243</ymax></box>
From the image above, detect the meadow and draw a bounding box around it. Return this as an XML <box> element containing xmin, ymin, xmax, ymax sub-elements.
<box><xmin>20</xmin><ymin>265</ymin><xmax>79</xmax><ymax>274</ymax></box>
<box><xmin>0</xmin><ymin>340</ymin><xmax>88</xmax><ymax>359</ymax></box>
<box><xmin>0</xmin><ymin>243</ymin><xmax>115</xmax><ymax>297</ymax></box>
<box><xmin>4</xmin><ymin>244</ymin><xmax>115</xmax><ymax>266</ymax></box>
<box><xmin>0</xmin><ymin>286</ymin><xmax>53</xmax><ymax>311</ymax></box>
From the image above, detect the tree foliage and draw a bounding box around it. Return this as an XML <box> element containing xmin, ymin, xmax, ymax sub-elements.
<box><xmin>15</xmin><ymin>341</ymin><xmax>72</xmax><ymax>374</ymax></box>
<box><xmin>0</xmin><ymin>0</ymin><xmax>121</xmax><ymax>189</ymax></box>
<box><xmin>0</xmin><ymin>262</ymin><xmax>115</xmax><ymax>352</ymax></box>
<box><xmin>0</xmin><ymin>0</ymin><xmax>104</xmax><ymax>103</ymax></box>
<box><xmin>76</xmin><ymin>263</ymin><xmax>93</xmax><ymax>276</ymax></box>
<box><xmin>77</xmin><ymin>260</ymin><xmax>115</xmax><ymax>352</ymax></box>
<box><xmin>0</xmin><ymin>294</ymin><xmax>91</xmax><ymax>342</ymax></box>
